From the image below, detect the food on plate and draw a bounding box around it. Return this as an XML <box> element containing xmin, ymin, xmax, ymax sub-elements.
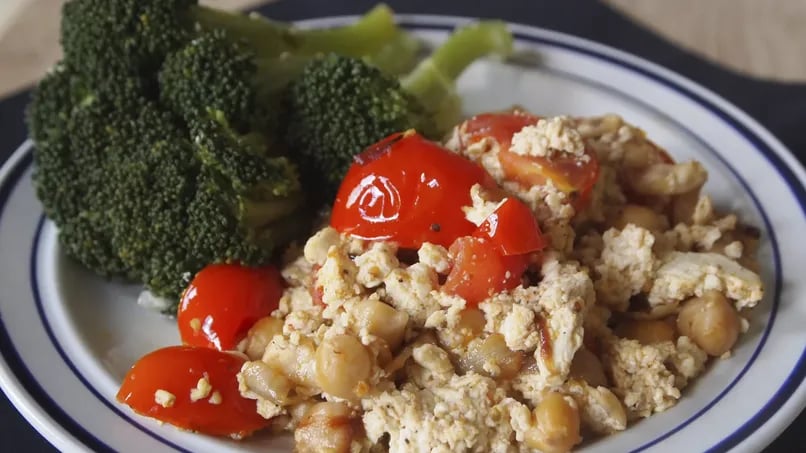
<box><xmin>177</xmin><ymin>263</ymin><xmax>285</xmax><ymax>351</ymax></box>
<box><xmin>116</xmin><ymin>346</ymin><xmax>269</xmax><ymax>438</ymax></box>
<box><xmin>115</xmin><ymin>108</ymin><xmax>763</xmax><ymax>450</ymax></box>
<box><xmin>27</xmin><ymin>2</ymin><xmax>765</xmax><ymax>450</ymax></box>
<box><xmin>28</xmin><ymin>1</ymin><xmax>510</xmax><ymax>311</ymax></box>
<box><xmin>285</xmin><ymin>20</ymin><xmax>513</xmax><ymax>200</ymax></box>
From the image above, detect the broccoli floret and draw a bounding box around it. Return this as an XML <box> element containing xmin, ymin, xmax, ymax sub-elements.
<box><xmin>99</xmin><ymin>102</ymin><xmax>199</xmax><ymax>293</ymax></box>
<box><xmin>283</xmin><ymin>21</ymin><xmax>513</xmax><ymax>199</ymax></box>
<box><xmin>61</xmin><ymin>0</ymin><xmax>402</xmax><ymax>95</ymax></box>
<box><xmin>30</xmin><ymin>1</ymin><xmax>425</xmax><ymax>309</ymax></box>
<box><xmin>159</xmin><ymin>30</ymin><xmax>275</xmax><ymax>134</ymax></box>
<box><xmin>29</xmin><ymin>72</ymin><xmax>305</xmax><ymax>306</ymax></box>
<box><xmin>29</xmin><ymin>64</ymin><xmax>143</xmax><ymax>278</ymax></box>
<box><xmin>60</xmin><ymin>0</ymin><xmax>196</xmax><ymax>91</ymax></box>
<box><xmin>284</xmin><ymin>55</ymin><xmax>430</xmax><ymax>200</ymax></box>
<box><xmin>190</xmin><ymin>113</ymin><xmax>306</xmax><ymax>233</ymax></box>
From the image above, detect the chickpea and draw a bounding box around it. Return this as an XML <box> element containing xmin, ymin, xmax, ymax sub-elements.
<box><xmin>263</xmin><ymin>335</ymin><xmax>318</xmax><ymax>388</ymax></box>
<box><xmin>525</xmin><ymin>392</ymin><xmax>582</xmax><ymax>453</ymax></box>
<box><xmin>456</xmin><ymin>308</ymin><xmax>486</xmax><ymax>346</ymax></box>
<box><xmin>458</xmin><ymin>333</ymin><xmax>524</xmax><ymax>380</ymax></box>
<box><xmin>352</xmin><ymin>299</ymin><xmax>409</xmax><ymax>350</ymax></box>
<box><xmin>614</xmin><ymin>318</ymin><xmax>676</xmax><ymax>345</ymax></box>
<box><xmin>671</xmin><ymin>188</ymin><xmax>701</xmax><ymax>225</ymax></box>
<box><xmin>627</xmin><ymin>161</ymin><xmax>707</xmax><ymax>196</ymax></box>
<box><xmin>244</xmin><ymin>316</ymin><xmax>283</xmax><ymax>361</ymax></box>
<box><xmin>239</xmin><ymin>360</ymin><xmax>295</xmax><ymax>404</ymax></box>
<box><xmin>295</xmin><ymin>402</ymin><xmax>356</xmax><ymax>453</ymax></box>
<box><xmin>612</xmin><ymin>204</ymin><xmax>668</xmax><ymax>231</ymax></box>
<box><xmin>677</xmin><ymin>291</ymin><xmax>740</xmax><ymax>356</ymax></box>
<box><xmin>315</xmin><ymin>335</ymin><xmax>372</xmax><ymax>399</ymax></box>
<box><xmin>569</xmin><ymin>347</ymin><xmax>607</xmax><ymax>387</ymax></box>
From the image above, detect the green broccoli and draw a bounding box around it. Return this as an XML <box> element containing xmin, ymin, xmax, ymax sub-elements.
<box><xmin>401</xmin><ymin>21</ymin><xmax>513</xmax><ymax>134</ymax></box>
<box><xmin>32</xmin><ymin>86</ymin><xmax>306</xmax><ymax>307</ymax></box>
<box><xmin>28</xmin><ymin>64</ymin><xmax>143</xmax><ymax>278</ymax></box>
<box><xmin>284</xmin><ymin>55</ymin><xmax>431</xmax><ymax>203</ymax></box>
<box><xmin>60</xmin><ymin>0</ymin><xmax>403</xmax><ymax>94</ymax></box>
<box><xmin>30</xmin><ymin>2</ymin><xmax>423</xmax><ymax>309</ymax></box>
<box><xmin>283</xmin><ymin>20</ymin><xmax>514</xmax><ymax>199</ymax></box>
<box><xmin>158</xmin><ymin>29</ymin><xmax>286</xmax><ymax>138</ymax></box>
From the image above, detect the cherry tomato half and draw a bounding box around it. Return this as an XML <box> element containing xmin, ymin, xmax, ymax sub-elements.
<box><xmin>178</xmin><ymin>264</ymin><xmax>284</xmax><ymax>351</ymax></box>
<box><xmin>461</xmin><ymin>112</ymin><xmax>601</xmax><ymax>210</ymax></box>
<box><xmin>473</xmin><ymin>197</ymin><xmax>545</xmax><ymax>256</ymax></box>
<box><xmin>116</xmin><ymin>346</ymin><xmax>269</xmax><ymax>438</ymax></box>
<box><xmin>460</xmin><ymin>110</ymin><xmax>540</xmax><ymax>152</ymax></box>
<box><xmin>330</xmin><ymin>131</ymin><xmax>497</xmax><ymax>249</ymax></box>
<box><xmin>442</xmin><ymin>237</ymin><xmax>529</xmax><ymax>306</ymax></box>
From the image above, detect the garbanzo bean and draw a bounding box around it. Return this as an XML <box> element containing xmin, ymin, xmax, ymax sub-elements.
<box><xmin>456</xmin><ymin>308</ymin><xmax>486</xmax><ymax>345</ymax></box>
<box><xmin>239</xmin><ymin>360</ymin><xmax>294</xmax><ymax>405</ymax></box>
<box><xmin>614</xmin><ymin>318</ymin><xmax>676</xmax><ymax>345</ymax></box>
<box><xmin>244</xmin><ymin>316</ymin><xmax>283</xmax><ymax>361</ymax></box>
<box><xmin>525</xmin><ymin>392</ymin><xmax>582</xmax><ymax>453</ymax></box>
<box><xmin>671</xmin><ymin>188</ymin><xmax>701</xmax><ymax>225</ymax></box>
<box><xmin>612</xmin><ymin>204</ymin><xmax>668</xmax><ymax>232</ymax></box>
<box><xmin>294</xmin><ymin>402</ymin><xmax>356</xmax><ymax>453</ymax></box>
<box><xmin>677</xmin><ymin>291</ymin><xmax>740</xmax><ymax>356</ymax></box>
<box><xmin>352</xmin><ymin>299</ymin><xmax>409</xmax><ymax>350</ymax></box>
<box><xmin>569</xmin><ymin>347</ymin><xmax>607</xmax><ymax>387</ymax></box>
<box><xmin>458</xmin><ymin>333</ymin><xmax>524</xmax><ymax>380</ymax></box>
<box><xmin>315</xmin><ymin>335</ymin><xmax>372</xmax><ymax>399</ymax></box>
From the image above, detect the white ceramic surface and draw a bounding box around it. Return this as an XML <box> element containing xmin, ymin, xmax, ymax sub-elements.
<box><xmin>0</xmin><ymin>15</ymin><xmax>804</xmax><ymax>453</ymax></box>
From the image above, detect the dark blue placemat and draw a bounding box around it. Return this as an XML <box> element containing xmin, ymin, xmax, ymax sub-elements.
<box><xmin>0</xmin><ymin>0</ymin><xmax>803</xmax><ymax>451</ymax></box>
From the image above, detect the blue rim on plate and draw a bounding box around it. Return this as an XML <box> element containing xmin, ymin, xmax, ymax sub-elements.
<box><xmin>0</xmin><ymin>18</ymin><xmax>803</xmax><ymax>452</ymax></box>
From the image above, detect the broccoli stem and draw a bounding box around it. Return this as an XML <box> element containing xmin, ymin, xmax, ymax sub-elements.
<box><xmin>191</xmin><ymin>4</ymin><xmax>398</xmax><ymax>59</ymax></box>
<box><xmin>239</xmin><ymin>192</ymin><xmax>305</xmax><ymax>228</ymax></box>
<box><xmin>364</xmin><ymin>30</ymin><xmax>422</xmax><ymax>76</ymax></box>
<box><xmin>416</xmin><ymin>21</ymin><xmax>513</xmax><ymax>82</ymax></box>
<box><xmin>256</xmin><ymin>23</ymin><xmax>421</xmax><ymax>95</ymax></box>
<box><xmin>256</xmin><ymin>53</ymin><xmax>316</xmax><ymax>95</ymax></box>
<box><xmin>400</xmin><ymin>21</ymin><xmax>513</xmax><ymax>136</ymax></box>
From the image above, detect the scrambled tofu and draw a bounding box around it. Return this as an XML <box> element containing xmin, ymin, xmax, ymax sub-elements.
<box><xmin>362</xmin><ymin>373</ymin><xmax>528</xmax><ymax>453</ymax></box>
<box><xmin>510</xmin><ymin>116</ymin><xmax>587</xmax><ymax>159</ymax></box>
<box><xmin>602</xmin><ymin>336</ymin><xmax>708</xmax><ymax>419</ymax></box>
<box><xmin>648</xmin><ymin>252</ymin><xmax>763</xmax><ymax>309</ymax></box>
<box><xmin>595</xmin><ymin>225</ymin><xmax>657</xmax><ymax>311</ymax></box>
<box><xmin>234</xmin><ymin>113</ymin><xmax>764</xmax><ymax>452</ymax></box>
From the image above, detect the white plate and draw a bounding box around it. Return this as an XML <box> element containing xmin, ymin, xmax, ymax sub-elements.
<box><xmin>1</xmin><ymin>14</ymin><xmax>805</xmax><ymax>453</ymax></box>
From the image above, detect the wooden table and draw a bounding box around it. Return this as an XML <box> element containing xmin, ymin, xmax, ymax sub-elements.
<box><xmin>0</xmin><ymin>0</ymin><xmax>805</xmax><ymax>99</ymax></box>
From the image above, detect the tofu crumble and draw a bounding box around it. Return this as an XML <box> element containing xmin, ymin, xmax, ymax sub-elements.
<box><xmin>235</xmin><ymin>114</ymin><xmax>764</xmax><ymax>452</ymax></box>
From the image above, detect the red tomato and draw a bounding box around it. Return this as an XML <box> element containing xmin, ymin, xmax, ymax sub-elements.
<box><xmin>178</xmin><ymin>264</ymin><xmax>284</xmax><ymax>351</ymax></box>
<box><xmin>116</xmin><ymin>346</ymin><xmax>269</xmax><ymax>438</ymax></box>
<box><xmin>473</xmin><ymin>197</ymin><xmax>545</xmax><ymax>255</ymax></box>
<box><xmin>442</xmin><ymin>237</ymin><xmax>529</xmax><ymax>306</ymax></box>
<box><xmin>460</xmin><ymin>110</ymin><xmax>540</xmax><ymax>152</ymax></box>
<box><xmin>461</xmin><ymin>112</ymin><xmax>600</xmax><ymax>210</ymax></box>
<box><xmin>330</xmin><ymin>131</ymin><xmax>497</xmax><ymax>249</ymax></box>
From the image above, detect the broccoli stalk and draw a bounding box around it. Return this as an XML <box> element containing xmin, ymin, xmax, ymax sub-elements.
<box><xmin>364</xmin><ymin>30</ymin><xmax>422</xmax><ymax>76</ymax></box>
<box><xmin>191</xmin><ymin>4</ymin><xmax>399</xmax><ymax>59</ymax></box>
<box><xmin>401</xmin><ymin>21</ymin><xmax>513</xmax><ymax>135</ymax></box>
<box><xmin>60</xmin><ymin>0</ymin><xmax>404</xmax><ymax>99</ymax></box>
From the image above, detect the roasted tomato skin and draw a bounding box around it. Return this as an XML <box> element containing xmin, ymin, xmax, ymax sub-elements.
<box><xmin>178</xmin><ymin>263</ymin><xmax>284</xmax><ymax>351</ymax></box>
<box><xmin>459</xmin><ymin>110</ymin><xmax>540</xmax><ymax>152</ymax></box>
<box><xmin>330</xmin><ymin>131</ymin><xmax>497</xmax><ymax>249</ymax></box>
<box><xmin>473</xmin><ymin>197</ymin><xmax>545</xmax><ymax>256</ymax></box>
<box><xmin>460</xmin><ymin>112</ymin><xmax>600</xmax><ymax>210</ymax></box>
<box><xmin>116</xmin><ymin>346</ymin><xmax>269</xmax><ymax>438</ymax></box>
<box><xmin>442</xmin><ymin>237</ymin><xmax>529</xmax><ymax>306</ymax></box>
